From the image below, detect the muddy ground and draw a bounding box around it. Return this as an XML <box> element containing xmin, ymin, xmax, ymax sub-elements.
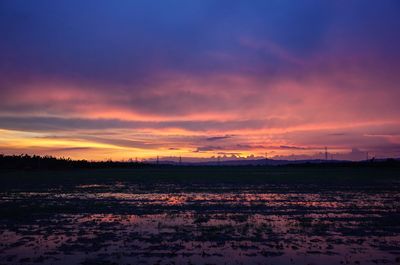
<box><xmin>0</xmin><ymin>166</ymin><xmax>399</xmax><ymax>265</ymax></box>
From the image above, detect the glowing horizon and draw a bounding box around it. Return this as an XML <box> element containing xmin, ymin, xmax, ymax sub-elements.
<box><xmin>1</xmin><ymin>1</ymin><xmax>399</xmax><ymax>161</ymax></box>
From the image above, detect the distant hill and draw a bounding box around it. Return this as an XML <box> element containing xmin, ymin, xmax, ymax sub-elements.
<box><xmin>150</xmin><ymin>158</ymin><xmax>399</xmax><ymax>166</ymax></box>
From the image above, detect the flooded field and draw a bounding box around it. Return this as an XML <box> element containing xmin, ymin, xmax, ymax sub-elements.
<box><xmin>0</xmin><ymin>166</ymin><xmax>399</xmax><ymax>265</ymax></box>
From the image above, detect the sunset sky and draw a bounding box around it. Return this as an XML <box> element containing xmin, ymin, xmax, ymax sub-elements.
<box><xmin>1</xmin><ymin>1</ymin><xmax>400</xmax><ymax>161</ymax></box>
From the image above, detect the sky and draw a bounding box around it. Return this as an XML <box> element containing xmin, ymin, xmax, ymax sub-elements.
<box><xmin>1</xmin><ymin>0</ymin><xmax>400</xmax><ymax>161</ymax></box>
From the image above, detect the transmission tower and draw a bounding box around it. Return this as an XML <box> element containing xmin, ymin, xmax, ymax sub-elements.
<box><xmin>325</xmin><ymin>147</ymin><xmax>328</xmax><ymax>161</ymax></box>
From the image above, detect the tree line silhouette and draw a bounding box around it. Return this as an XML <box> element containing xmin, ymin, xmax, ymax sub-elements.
<box><xmin>0</xmin><ymin>154</ymin><xmax>148</xmax><ymax>170</ymax></box>
<box><xmin>0</xmin><ymin>154</ymin><xmax>398</xmax><ymax>171</ymax></box>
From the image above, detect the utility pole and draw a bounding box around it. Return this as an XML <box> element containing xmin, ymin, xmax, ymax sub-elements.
<box><xmin>366</xmin><ymin>152</ymin><xmax>369</xmax><ymax>161</ymax></box>
<box><xmin>179</xmin><ymin>156</ymin><xmax>182</xmax><ymax>165</ymax></box>
<box><xmin>156</xmin><ymin>156</ymin><xmax>159</xmax><ymax>165</ymax></box>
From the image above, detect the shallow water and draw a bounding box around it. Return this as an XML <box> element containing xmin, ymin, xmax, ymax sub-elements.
<box><xmin>1</xmin><ymin>180</ymin><xmax>400</xmax><ymax>265</ymax></box>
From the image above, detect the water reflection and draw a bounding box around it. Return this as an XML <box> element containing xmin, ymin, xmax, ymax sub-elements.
<box><xmin>0</xmin><ymin>183</ymin><xmax>399</xmax><ymax>265</ymax></box>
